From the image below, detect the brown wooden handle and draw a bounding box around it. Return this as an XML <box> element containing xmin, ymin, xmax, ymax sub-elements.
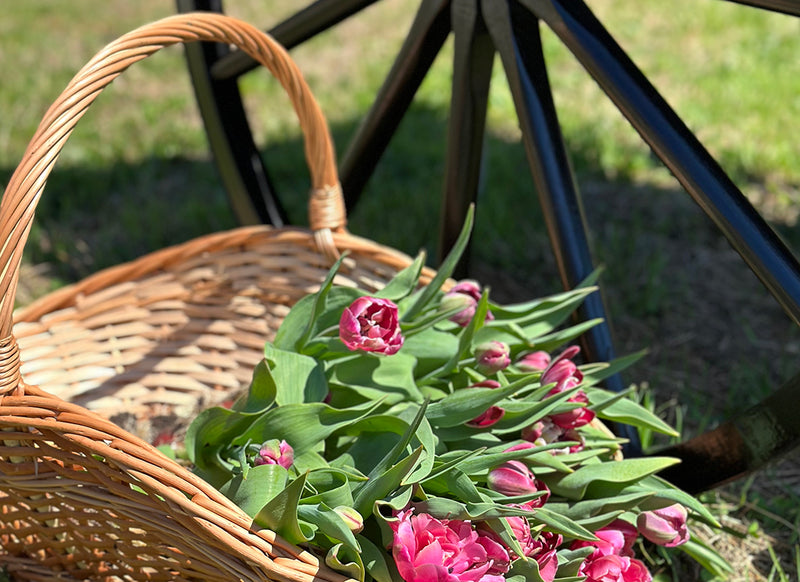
<box><xmin>0</xmin><ymin>12</ymin><xmax>346</xmax><ymax>342</ymax></box>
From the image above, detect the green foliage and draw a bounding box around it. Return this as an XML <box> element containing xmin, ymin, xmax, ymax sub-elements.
<box><xmin>183</xmin><ymin>224</ymin><xmax>725</xmax><ymax>581</ymax></box>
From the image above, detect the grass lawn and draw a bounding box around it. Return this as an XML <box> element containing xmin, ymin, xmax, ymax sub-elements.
<box><xmin>1</xmin><ymin>0</ymin><xmax>800</xmax><ymax>579</ymax></box>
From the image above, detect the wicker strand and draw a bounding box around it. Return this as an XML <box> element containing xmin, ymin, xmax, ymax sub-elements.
<box><xmin>309</xmin><ymin>184</ymin><xmax>347</xmax><ymax>261</ymax></box>
<box><xmin>0</xmin><ymin>336</ymin><xmax>21</xmax><ymax>396</ymax></box>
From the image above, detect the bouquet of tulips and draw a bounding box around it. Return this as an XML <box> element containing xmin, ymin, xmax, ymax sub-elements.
<box><xmin>184</xmin><ymin>211</ymin><xmax>729</xmax><ymax>582</ymax></box>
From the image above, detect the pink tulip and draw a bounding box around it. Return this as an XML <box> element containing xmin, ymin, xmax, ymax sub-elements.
<box><xmin>549</xmin><ymin>390</ymin><xmax>596</xmax><ymax>429</ymax></box>
<box><xmin>467</xmin><ymin>406</ymin><xmax>505</xmax><ymax>428</ymax></box>
<box><xmin>339</xmin><ymin>296</ymin><xmax>404</xmax><ymax>355</ymax></box>
<box><xmin>580</xmin><ymin>554</ymin><xmax>652</xmax><ymax>582</ymax></box>
<box><xmin>529</xmin><ymin>531</ymin><xmax>563</xmax><ymax>582</ymax></box>
<box><xmin>253</xmin><ymin>439</ymin><xmax>294</xmax><ymax>469</ymax></box>
<box><xmin>517</xmin><ymin>351</ymin><xmax>551</xmax><ymax>373</ymax></box>
<box><xmin>540</xmin><ymin>345</ymin><xmax>583</xmax><ymax>392</ymax></box>
<box><xmin>475</xmin><ymin>341</ymin><xmax>511</xmax><ymax>374</ymax></box>
<box><xmin>478</xmin><ymin>509</ymin><xmax>562</xmax><ymax>582</ymax></box>
<box><xmin>444</xmin><ymin>280</ymin><xmax>495</xmax><ymax>327</ymax></box>
<box><xmin>486</xmin><ymin>460</ymin><xmax>550</xmax><ymax>506</ymax></box>
<box><xmin>521</xmin><ymin>417</ymin><xmax>585</xmax><ymax>455</ymax></box>
<box><xmin>636</xmin><ymin>504</ymin><xmax>690</xmax><ymax>547</ymax></box>
<box><xmin>466</xmin><ymin>380</ymin><xmax>504</xmax><ymax>428</ymax></box>
<box><xmin>541</xmin><ymin>346</ymin><xmax>595</xmax><ymax>429</ymax></box>
<box><xmin>390</xmin><ymin>509</ymin><xmax>510</xmax><ymax>582</ymax></box>
<box><xmin>503</xmin><ymin>441</ymin><xmax>537</xmax><ymax>454</ymax></box>
<box><xmin>570</xmin><ymin>519</ymin><xmax>638</xmax><ymax>559</ymax></box>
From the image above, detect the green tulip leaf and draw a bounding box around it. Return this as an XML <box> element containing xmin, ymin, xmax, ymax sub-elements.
<box><xmin>532</xmin><ymin>507</ymin><xmax>597</xmax><ymax>541</ymax></box>
<box><xmin>586</xmin><ymin>387</ymin><xmax>679</xmax><ymax>436</ymax></box>
<box><xmin>297</xmin><ymin>503</ymin><xmax>361</xmax><ymax>553</ymax></box>
<box><xmin>400</xmin><ymin>329</ymin><xmax>460</xmax><ymax>378</ymax></box>
<box><xmin>238</xmin><ymin>399</ymin><xmax>384</xmax><ymax>457</ymax></box>
<box><xmin>353</xmin><ymin>446</ymin><xmax>424</xmax><ymax>517</ymax></box>
<box><xmin>580</xmin><ymin>349</ymin><xmax>648</xmax><ymax>387</ymax></box>
<box><xmin>679</xmin><ymin>537</ymin><xmax>735</xmax><ymax>576</ymax></box>
<box><xmin>218</xmin><ymin>463</ymin><xmax>288</xmax><ymax>518</ymax></box>
<box><xmin>546</xmin><ymin>491</ymin><xmax>654</xmax><ymax>521</ymax></box>
<box><xmin>358</xmin><ymin>535</ymin><xmax>397</xmax><ymax>582</ymax></box>
<box><xmin>556</xmin><ymin>547</ymin><xmax>595</xmax><ymax>578</ymax></box>
<box><xmin>254</xmin><ymin>473</ymin><xmax>310</xmax><ymax>545</ymax></box>
<box><xmin>376</xmin><ymin>250</ymin><xmax>426</xmax><ymax>301</ymax></box>
<box><xmin>274</xmin><ymin>253</ymin><xmax>351</xmax><ymax>351</ymax></box>
<box><xmin>545</xmin><ymin>457</ymin><xmax>681</xmax><ymax>499</ymax></box>
<box><xmin>403</xmin><ymin>205</ymin><xmax>474</xmax><ymax>321</ymax></box>
<box><xmin>425</xmin><ymin>381</ymin><xmax>520</xmax><ymax>428</ymax></box>
<box><xmin>263</xmin><ymin>344</ymin><xmax>329</xmax><ymax>405</ymax></box>
<box><xmin>327</xmin><ymin>352</ymin><xmax>423</xmax><ymax>406</ymax></box>
<box><xmin>233</xmin><ymin>359</ymin><xmax>277</xmax><ymax>413</ymax></box>
<box><xmin>528</xmin><ymin>319</ymin><xmax>604</xmax><ymax>353</ymax></box>
<box><xmin>303</xmin><ymin>469</ymin><xmax>357</xmax><ymax>508</ymax></box>
<box><xmin>325</xmin><ymin>543</ymin><xmax>364</xmax><ymax>581</ymax></box>
<box><xmin>507</xmin><ymin>555</ymin><xmax>548</xmax><ymax>582</ymax></box>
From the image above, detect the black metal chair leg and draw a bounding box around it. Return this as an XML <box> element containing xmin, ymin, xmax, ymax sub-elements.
<box><xmin>722</xmin><ymin>0</ymin><xmax>800</xmax><ymax>17</ymax></box>
<box><xmin>483</xmin><ymin>0</ymin><xmax>639</xmax><ymax>450</ymax></box>
<box><xmin>523</xmin><ymin>0</ymin><xmax>800</xmax><ymax>328</ymax></box>
<box><xmin>210</xmin><ymin>0</ymin><xmax>385</xmax><ymax>79</ymax></box>
<box><xmin>339</xmin><ymin>0</ymin><xmax>452</xmax><ymax>209</ymax></box>
<box><xmin>177</xmin><ymin>0</ymin><xmax>287</xmax><ymax>226</ymax></box>
<box><xmin>438</xmin><ymin>0</ymin><xmax>495</xmax><ymax>274</ymax></box>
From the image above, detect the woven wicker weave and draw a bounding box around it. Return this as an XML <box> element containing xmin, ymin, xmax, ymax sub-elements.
<box><xmin>0</xmin><ymin>13</ymin><xmax>437</xmax><ymax>581</ymax></box>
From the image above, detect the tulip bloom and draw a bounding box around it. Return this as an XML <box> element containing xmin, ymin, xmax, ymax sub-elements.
<box><xmin>467</xmin><ymin>406</ymin><xmax>505</xmax><ymax>428</ymax></box>
<box><xmin>339</xmin><ymin>296</ymin><xmax>404</xmax><ymax>355</ymax></box>
<box><xmin>478</xmin><ymin>508</ymin><xmax>561</xmax><ymax>582</ymax></box>
<box><xmin>529</xmin><ymin>531</ymin><xmax>563</xmax><ymax>582</ymax></box>
<box><xmin>541</xmin><ymin>346</ymin><xmax>595</xmax><ymax>429</ymax></box>
<box><xmin>390</xmin><ymin>509</ymin><xmax>510</xmax><ymax>582</ymax></box>
<box><xmin>522</xmin><ymin>417</ymin><xmax>585</xmax><ymax>455</ymax></box>
<box><xmin>444</xmin><ymin>280</ymin><xmax>494</xmax><ymax>327</ymax></box>
<box><xmin>549</xmin><ymin>390</ymin><xmax>595</xmax><ymax>429</ymax></box>
<box><xmin>580</xmin><ymin>554</ymin><xmax>652</xmax><ymax>582</ymax></box>
<box><xmin>474</xmin><ymin>341</ymin><xmax>511</xmax><ymax>374</ymax></box>
<box><xmin>466</xmin><ymin>380</ymin><xmax>504</xmax><ymax>428</ymax></box>
<box><xmin>636</xmin><ymin>504</ymin><xmax>690</xmax><ymax>547</ymax></box>
<box><xmin>570</xmin><ymin>519</ymin><xmax>638</xmax><ymax>559</ymax></box>
<box><xmin>254</xmin><ymin>439</ymin><xmax>294</xmax><ymax>469</ymax></box>
<box><xmin>517</xmin><ymin>351</ymin><xmax>551</xmax><ymax>373</ymax></box>
<box><xmin>486</xmin><ymin>460</ymin><xmax>550</xmax><ymax>506</ymax></box>
<box><xmin>334</xmin><ymin>505</ymin><xmax>364</xmax><ymax>534</ymax></box>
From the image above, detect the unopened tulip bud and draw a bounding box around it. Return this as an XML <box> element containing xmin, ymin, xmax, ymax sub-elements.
<box><xmin>475</xmin><ymin>341</ymin><xmax>511</xmax><ymax>374</ymax></box>
<box><xmin>487</xmin><ymin>460</ymin><xmax>550</xmax><ymax>506</ymax></box>
<box><xmin>254</xmin><ymin>439</ymin><xmax>294</xmax><ymax>469</ymax></box>
<box><xmin>637</xmin><ymin>504</ymin><xmax>690</xmax><ymax>547</ymax></box>
<box><xmin>517</xmin><ymin>351</ymin><xmax>551</xmax><ymax>373</ymax></box>
<box><xmin>334</xmin><ymin>505</ymin><xmax>364</xmax><ymax>533</ymax></box>
<box><xmin>443</xmin><ymin>280</ymin><xmax>495</xmax><ymax>327</ymax></box>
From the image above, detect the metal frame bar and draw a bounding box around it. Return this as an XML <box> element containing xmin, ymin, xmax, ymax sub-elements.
<box><xmin>722</xmin><ymin>0</ymin><xmax>800</xmax><ymax>16</ymax></box>
<box><xmin>438</xmin><ymin>0</ymin><xmax>495</xmax><ymax>273</ymax></box>
<box><xmin>177</xmin><ymin>0</ymin><xmax>286</xmax><ymax>226</ymax></box>
<box><xmin>339</xmin><ymin>0</ymin><xmax>452</xmax><ymax>208</ymax></box>
<box><xmin>522</xmin><ymin>0</ymin><xmax>800</xmax><ymax>328</ymax></box>
<box><xmin>482</xmin><ymin>0</ymin><xmax>638</xmax><ymax>449</ymax></box>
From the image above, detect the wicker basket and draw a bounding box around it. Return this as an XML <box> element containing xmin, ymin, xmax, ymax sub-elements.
<box><xmin>0</xmin><ymin>13</ymin><xmax>438</xmax><ymax>582</ymax></box>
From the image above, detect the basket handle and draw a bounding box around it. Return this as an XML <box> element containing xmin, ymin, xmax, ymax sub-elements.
<box><xmin>0</xmin><ymin>12</ymin><xmax>346</xmax><ymax>345</ymax></box>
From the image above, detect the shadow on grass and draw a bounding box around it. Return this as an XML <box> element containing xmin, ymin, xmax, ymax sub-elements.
<box><xmin>3</xmin><ymin>102</ymin><xmax>800</xmax><ymax>431</ymax></box>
